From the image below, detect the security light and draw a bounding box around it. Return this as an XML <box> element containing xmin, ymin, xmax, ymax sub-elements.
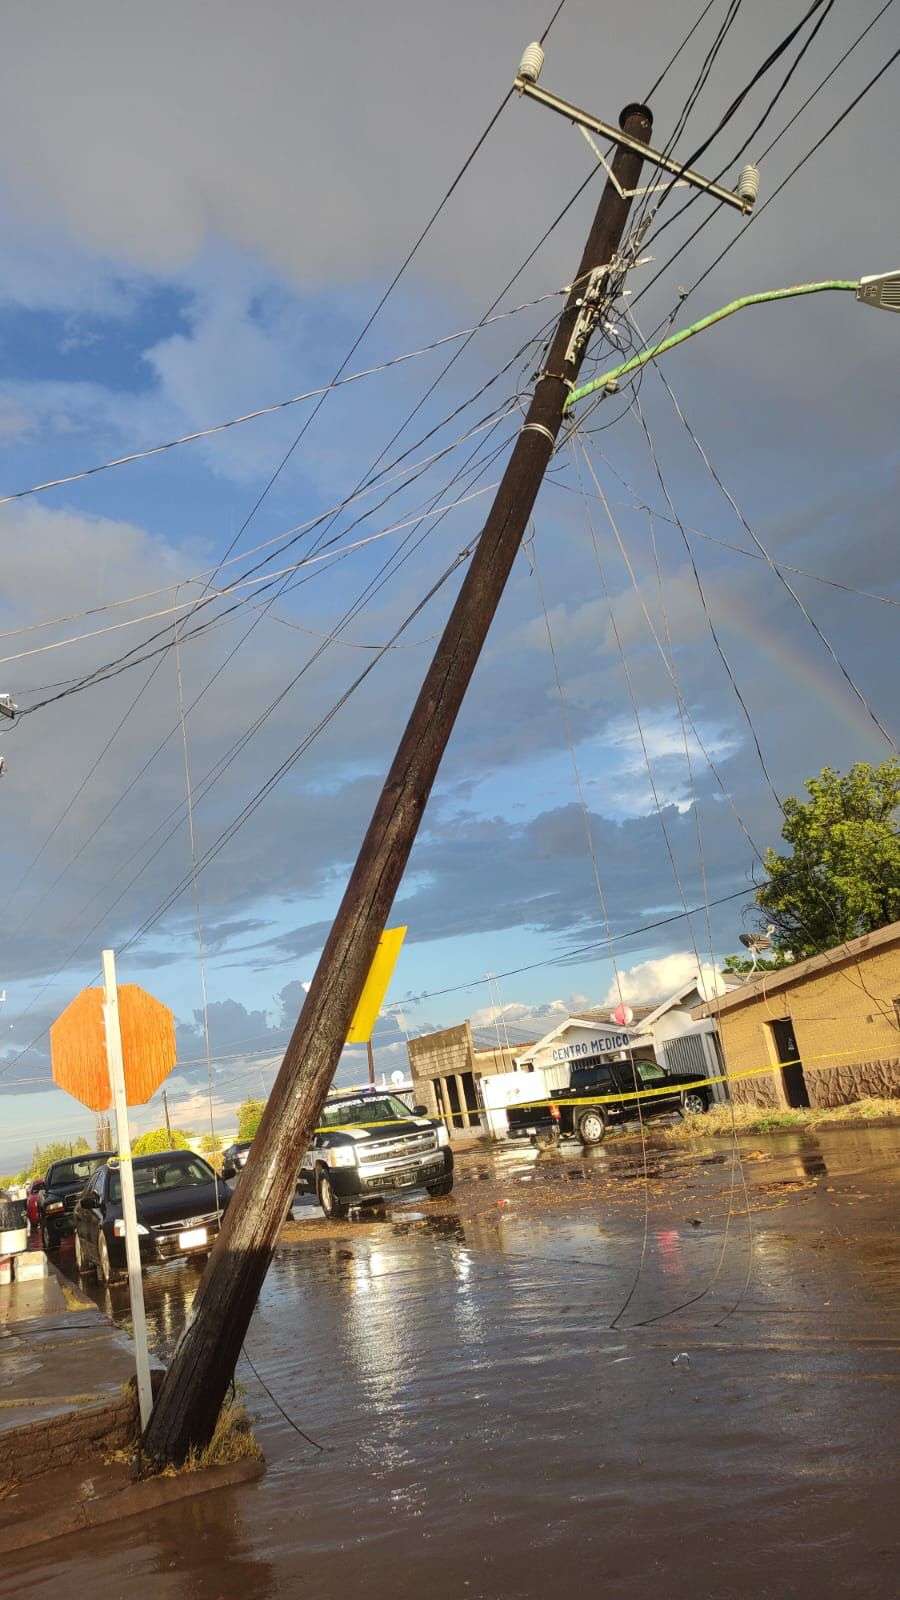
<box><xmin>0</xmin><ymin>693</ymin><xmax>16</xmax><ymax>720</ymax></box>
<box><xmin>856</xmin><ymin>270</ymin><xmax>900</xmax><ymax>312</ymax></box>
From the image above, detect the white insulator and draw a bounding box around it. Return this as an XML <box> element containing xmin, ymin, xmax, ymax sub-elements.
<box><xmin>737</xmin><ymin>163</ymin><xmax>760</xmax><ymax>207</ymax></box>
<box><xmin>518</xmin><ymin>42</ymin><xmax>545</xmax><ymax>83</ymax></box>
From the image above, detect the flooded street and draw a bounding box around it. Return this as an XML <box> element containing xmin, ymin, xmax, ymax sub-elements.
<box><xmin>7</xmin><ymin>1127</ymin><xmax>898</xmax><ymax>1599</ymax></box>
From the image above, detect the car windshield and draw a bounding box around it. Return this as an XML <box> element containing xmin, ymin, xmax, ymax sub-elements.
<box><xmin>46</xmin><ymin>1156</ymin><xmax>109</xmax><ymax>1188</ymax></box>
<box><xmin>319</xmin><ymin>1095</ymin><xmax>413</xmax><ymax>1128</ymax></box>
<box><xmin>109</xmin><ymin>1156</ymin><xmax>214</xmax><ymax>1203</ymax></box>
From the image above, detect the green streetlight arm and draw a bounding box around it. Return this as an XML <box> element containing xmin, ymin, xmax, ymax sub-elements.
<box><xmin>564</xmin><ymin>279</ymin><xmax>858</xmax><ymax>411</ymax></box>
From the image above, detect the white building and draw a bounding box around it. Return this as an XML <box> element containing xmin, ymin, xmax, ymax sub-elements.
<box><xmin>638</xmin><ymin>974</ymin><xmax>742</xmax><ymax>1103</ymax></box>
<box><xmin>480</xmin><ymin>1012</ymin><xmax>652</xmax><ymax>1138</ymax></box>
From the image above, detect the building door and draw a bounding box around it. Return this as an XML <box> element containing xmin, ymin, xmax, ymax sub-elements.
<box><xmin>770</xmin><ymin>1018</ymin><xmax>809</xmax><ymax>1108</ymax></box>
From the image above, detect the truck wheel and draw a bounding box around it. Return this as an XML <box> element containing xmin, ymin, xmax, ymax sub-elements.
<box><xmin>41</xmin><ymin>1223</ymin><xmax>57</xmax><ymax>1254</ymax></box>
<box><xmin>316</xmin><ymin>1167</ymin><xmax>349</xmax><ymax>1220</ymax></box>
<box><xmin>681</xmin><ymin>1091</ymin><xmax>708</xmax><ymax>1116</ymax></box>
<box><xmin>426</xmin><ymin>1175</ymin><xmax>453</xmax><ymax>1198</ymax></box>
<box><xmin>578</xmin><ymin>1108</ymin><xmax>607</xmax><ymax>1145</ymax></box>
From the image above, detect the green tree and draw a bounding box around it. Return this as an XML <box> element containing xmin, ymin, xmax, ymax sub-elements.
<box><xmin>755</xmin><ymin>759</ymin><xmax>900</xmax><ymax>959</ymax></box>
<box><xmin>722</xmin><ymin>953</ymin><xmax>793</xmax><ymax>976</ymax></box>
<box><xmin>199</xmin><ymin>1132</ymin><xmax>224</xmax><ymax>1173</ymax></box>
<box><xmin>236</xmin><ymin>1099</ymin><xmax>266</xmax><ymax>1141</ymax></box>
<box><xmin>132</xmin><ymin>1127</ymin><xmax>191</xmax><ymax>1155</ymax></box>
<box><xmin>30</xmin><ymin>1135</ymin><xmax>91</xmax><ymax>1175</ymax></box>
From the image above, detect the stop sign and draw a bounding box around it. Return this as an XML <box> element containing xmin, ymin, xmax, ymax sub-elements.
<box><xmin>50</xmin><ymin>984</ymin><xmax>176</xmax><ymax>1110</ymax></box>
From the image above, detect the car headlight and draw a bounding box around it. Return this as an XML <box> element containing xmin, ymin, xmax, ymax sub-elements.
<box><xmin>113</xmin><ymin>1219</ymin><xmax>149</xmax><ymax>1237</ymax></box>
<box><xmin>329</xmin><ymin>1145</ymin><xmax>358</xmax><ymax>1168</ymax></box>
<box><xmin>436</xmin><ymin>1124</ymin><xmax>450</xmax><ymax>1148</ymax></box>
<box><xmin>46</xmin><ymin>1201</ymin><xmax>64</xmax><ymax>1213</ymax></box>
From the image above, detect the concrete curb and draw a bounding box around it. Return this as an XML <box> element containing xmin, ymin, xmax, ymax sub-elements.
<box><xmin>0</xmin><ymin>1455</ymin><xmax>265</xmax><ymax>1555</ymax></box>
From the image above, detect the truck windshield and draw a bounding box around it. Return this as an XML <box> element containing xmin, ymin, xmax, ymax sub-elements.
<box><xmin>46</xmin><ymin>1156</ymin><xmax>109</xmax><ymax>1188</ymax></box>
<box><xmin>320</xmin><ymin>1095</ymin><xmax>413</xmax><ymax>1128</ymax></box>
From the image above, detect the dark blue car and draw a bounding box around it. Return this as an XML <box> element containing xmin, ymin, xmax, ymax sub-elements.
<box><xmin>73</xmin><ymin>1151</ymin><xmax>229</xmax><ymax>1284</ymax></box>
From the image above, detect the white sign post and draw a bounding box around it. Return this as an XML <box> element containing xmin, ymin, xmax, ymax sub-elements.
<box><xmin>102</xmin><ymin>948</ymin><xmax>153</xmax><ymax>1431</ymax></box>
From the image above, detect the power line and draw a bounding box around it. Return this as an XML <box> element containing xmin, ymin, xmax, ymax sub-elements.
<box><xmin>0</xmin><ymin>290</ymin><xmax>564</xmax><ymax>513</ymax></box>
<box><xmin>637</xmin><ymin>343</ymin><xmax>897</xmax><ymax>751</ymax></box>
<box><xmin>0</xmin><ymin>479</ymin><xmax>503</xmax><ymax>671</ymax></box>
<box><xmin>644</xmin><ymin>0</ymin><xmax>836</xmax><ymax>245</ymax></box>
<box><xmin>570</xmin><ymin>429</ymin><xmax>753</xmax><ymax>1329</ymax></box>
<box><xmin>3</xmin><ymin>426</ymin><xmax>515</xmax><ymax>1003</ymax></box>
<box><xmin>0</xmin><ymin>883</ymin><xmax>757</xmax><ymax>1084</ymax></box>
<box><xmin>645</xmin><ymin>0</ymin><xmax>736</xmax><ymax>104</ymax></box>
<box><xmin>3</xmin><ymin>418</ymin><xmax>515</xmax><ymax>929</ymax></box>
<box><xmin>658</xmin><ymin>0</ymin><xmax>832</xmax><ymax>203</ymax></box>
<box><xmin>628</xmin><ymin>30</ymin><xmax>900</xmax><ymax>329</ymax></box>
<box><xmin>545</xmin><ymin>472</ymin><xmax>900</xmax><ymax>610</ymax></box>
<box><xmin>0</xmin><ymin>538</ymin><xmax>482</xmax><ymax>1078</ymax></box>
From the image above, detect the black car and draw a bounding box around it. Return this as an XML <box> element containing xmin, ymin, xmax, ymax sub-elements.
<box><xmin>506</xmin><ymin>1057</ymin><xmax>712</xmax><ymax>1145</ymax></box>
<box><xmin>74</xmin><ymin>1150</ymin><xmax>229</xmax><ymax>1284</ymax></box>
<box><xmin>40</xmin><ymin>1150</ymin><xmax>114</xmax><ymax>1252</ymax></box>
<box><xmin>221</xmin><ymin>1141</ymin><xmax>253</xmax><ymax>1179</ymax></box>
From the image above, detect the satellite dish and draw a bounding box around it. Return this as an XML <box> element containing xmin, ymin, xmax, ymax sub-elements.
<box><xmin>390</xmin><ymin>1070</ymin><xmax>405</xmax><ymax>1086</ymax></box>
<box><xmin>612</xmin><ymin>1003</ymin><xmax>634</xmax><ymax>1027</ymax></box>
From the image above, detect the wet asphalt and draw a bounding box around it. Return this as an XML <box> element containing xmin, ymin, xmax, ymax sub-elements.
<box><xmin>5</xmin><ymin>1126</ymin><xmax>898</xmax><ymax>1600</ymax></box>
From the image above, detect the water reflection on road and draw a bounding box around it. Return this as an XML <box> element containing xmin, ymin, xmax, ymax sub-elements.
<box><xmin>20</xmin><ymin>1127</ymin><xmax>899</xmax><ymax>1600</ymax></box>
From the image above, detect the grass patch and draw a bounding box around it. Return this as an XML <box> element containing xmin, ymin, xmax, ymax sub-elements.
<box><xmin>660</xmin><ymin>1098</ymin><xmax>900</xmax><ymax>1141</ymax></box>
<box><xmin>179</xmin><ymin>1399</ymin><xmax>263</xmax><ymax>1473</ymax></box>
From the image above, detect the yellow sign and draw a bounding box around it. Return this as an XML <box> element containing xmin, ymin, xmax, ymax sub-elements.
<box><xmin>347</xmin><ymin>926</ymin><xmax>407</xmax><ymax>1044</ymax></box>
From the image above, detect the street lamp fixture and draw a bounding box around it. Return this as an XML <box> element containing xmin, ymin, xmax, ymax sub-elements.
<box><xmin>565</xmin><ymin>273</ymin><xmax>900</xmax><ymax>410</ymax></box>
<box><xmin>0</xmin><ymin>693</ymin><xmax>16</xmax><ymax>720</ymax></box>
<box><xmin>857</xmin><ymin>269</ymin><xmax>900</xmax><ymax>312</ymax></box>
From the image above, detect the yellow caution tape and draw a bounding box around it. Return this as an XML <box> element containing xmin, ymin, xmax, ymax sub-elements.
<box><xmin>312</xmin><ymin>1044</ymin><xmax>889</xmax><ymax>1131</ymax></box>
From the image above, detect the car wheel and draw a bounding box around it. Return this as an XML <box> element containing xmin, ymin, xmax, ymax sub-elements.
<box><xmin>426</xmin><ymin>1175</ymin><xmax>454</xmax><ymax>1198</ymax></box>
<box><xmin>74</xmin><ymin>1230</ymin><xmax>95</xmax><ymax>1279</ymax></box>
<box><xmin>41</xmin><ymin>1223</ymin><xmax>56</xmax><ymax>1254</ymax></box>
<box><xmin>97</xmin><ymin>1231</ymin><xmax>122</xmax><ymax>1285</ymax></box>
<box><xmin>316</xmin><ymin>1167</ymin><xmax>348</xmax><ymax>1220</ymax></box>
<box><xmin>681</xmin><ymin>1092</ymin><xmax>708</xmax><ymax>1116</ymax></box>
<box><xmin>578</xmin><ymin>1108</ymin><xmax>607</xmax><ymax>1145</ymax></box>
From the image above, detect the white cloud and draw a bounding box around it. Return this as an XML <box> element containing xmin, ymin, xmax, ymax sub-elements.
<box><xmin>468</xmin><ymin>993</ymin><xmax>591</xmax><ymax>1038</ymax></box>
<box><xmin>600</xmin><ymin>710</ymin><xmax>739</xmax><ymax>818</ymax></box>
<box><xmin>603</xmin><ymin>953</ymin><xmax>726</xmax><ymax>1008</ymax></box>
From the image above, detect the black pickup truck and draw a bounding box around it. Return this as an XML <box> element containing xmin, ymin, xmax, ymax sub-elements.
<box><xmin>506</xmin><ymin>1057</ymin><xmax>711</xmax><ymax>1145</ymax></box>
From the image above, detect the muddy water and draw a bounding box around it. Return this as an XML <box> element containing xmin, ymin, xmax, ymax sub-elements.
<box><xmin>9</xmin><ymin>1129</ymin><xmax>898</xmax><ymax>1599</ymax></box>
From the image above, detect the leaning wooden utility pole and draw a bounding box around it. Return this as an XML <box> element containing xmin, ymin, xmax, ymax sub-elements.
<box><xmin>143</xmin><ymin>96</ymin><xmax>652</xmax><ymax>1468</ymax></box>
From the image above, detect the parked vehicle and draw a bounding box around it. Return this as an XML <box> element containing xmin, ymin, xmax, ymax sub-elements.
<box><xmin>26</xmin><ymin>1180</ymin><xmax>45</xmax><ymax>1229</ymax></box>
<box><xmin>506</xmin><ymin>1057</ymin><xmax>712</xmax><ymax>1145</ymax></box>
<box><xmin>221</xmin><ymin>1141</ymin><xmax>253</xmax><ymax>1179</ymax></box>
<box><xmin>73</xmin><ymin>1151</ymin><xmax>229</xmax><ymax>1284</ymax></box>
<box><xmin>40</xmin><ymin>1151</ymin><xmax>114</xmax><ymax>1251</ymax></box>
<box><xmin>297</xmin><ymin>1089</ymin><xmax>453</xmax><ymax>1219</ymax></box>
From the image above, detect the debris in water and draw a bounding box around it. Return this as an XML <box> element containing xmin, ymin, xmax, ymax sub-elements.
<box><xmin>671</xmin><ymin>1352</ymin><xmax>691</xmax><ymax>1367</ymax></box>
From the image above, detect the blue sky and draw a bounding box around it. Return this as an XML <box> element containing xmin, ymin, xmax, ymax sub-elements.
<box><xmin>1</xmin><ymin>1</ymin><xmax>898</xmax><ymax>1169</ymax></box>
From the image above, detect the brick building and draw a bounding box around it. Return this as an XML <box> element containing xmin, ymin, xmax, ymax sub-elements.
<box><xmin>693</xmin><ymin>921</ymin><xmax>900</xmax><ymax>1109</ymax></box>
<box><xmin>407</xmin><ymin>1022</ymin><xmax>528</xmax><ymax>1132</ymax></box>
